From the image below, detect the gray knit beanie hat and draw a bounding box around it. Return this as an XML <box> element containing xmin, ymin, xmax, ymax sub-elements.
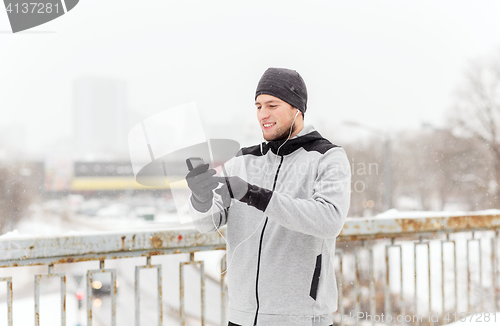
<box><xmin>255</xmin><ymin>67</ymin><xmax>308</xmax><ymax>117</ymax></box>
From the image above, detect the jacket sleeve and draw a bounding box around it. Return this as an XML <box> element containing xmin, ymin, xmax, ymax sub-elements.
<box><xmin>241</xmin><ymin>147</ymin><xmax>351</xmax><ymax>239</ymax></box>
<box><xmin>188</xmin><ymin>161</ymin><xmax>232</xmax><ymax>234</ymax></box>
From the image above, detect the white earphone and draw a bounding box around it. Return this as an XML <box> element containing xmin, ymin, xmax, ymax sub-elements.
<box><xmin>295</xmin><ymin>110</ymin><xmax>299</xmax><ymax>118</ymax></box>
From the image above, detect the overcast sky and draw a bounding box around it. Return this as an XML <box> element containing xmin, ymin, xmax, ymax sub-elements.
<box><xmin>1</xmin><ymin>0</ymin><xmax>500</xmax><ymax>155</ymax></box>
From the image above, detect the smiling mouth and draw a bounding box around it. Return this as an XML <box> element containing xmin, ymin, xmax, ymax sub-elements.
<box><xmin>263</xmin><ymin>122</ymin><xmax>276</xmax><ymax>129</ymax></box>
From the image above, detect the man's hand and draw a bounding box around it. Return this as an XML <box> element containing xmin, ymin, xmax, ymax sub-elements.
<box><xmin>214</xmin><ymin>175</ymin><xmax>274</xmax><ymax>212</ymax></box>
<box><xmin>213</xmin><ymin>176</ymin><xmax>250</xmax><ymax>201</ymax></box>
<box><xmin>185</xmin><ymin>163</ymin><xmax>218</xmax><ymax>203</ymax></box>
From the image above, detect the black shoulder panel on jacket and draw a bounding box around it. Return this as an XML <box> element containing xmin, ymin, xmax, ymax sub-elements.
<box><xmin>236</xmin><ymin>144</ymin><xmax>265</xmax><ymax>157</ymax></box>
<box><xmin>303</xmin><ymin>138</ymin><xmax>340</xmax><ymax>154</ymax></box>
<box><xmin>235</xmin><ymin>133</ymin><xmax>339</xmax><ymax>157</ymax></box>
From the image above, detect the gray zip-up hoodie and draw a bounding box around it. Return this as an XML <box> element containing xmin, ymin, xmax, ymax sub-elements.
<box><xmin>189</xmin><ymin>125</ymin><xmax>351</xmax><ymax>326</ymax></box>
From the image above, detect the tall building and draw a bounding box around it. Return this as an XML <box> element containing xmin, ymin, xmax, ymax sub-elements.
<box><xmin>74</xmin><ymin>77</ymin><xmax>128</xmax><ymax>156</ymax></box>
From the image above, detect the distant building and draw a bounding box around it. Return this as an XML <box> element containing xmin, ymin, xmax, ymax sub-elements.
<box><xmin>74</xmin><ymin>77</ymin><xmax>128</xmax><ymax>156</ymax></box>
<box><xmin>71</xmin><ymin>160</ymin><xmax>172</xmax><ymax>191</ymax></box>
<box><xmin>43</xmin><ymin>158</ymin><xmax>184</xmax><ymax>193</ymax></box>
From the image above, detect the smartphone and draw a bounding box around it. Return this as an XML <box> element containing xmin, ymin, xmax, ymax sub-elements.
<box><xmin>186</xmin><ymin>157</ymin><xmax>205</xmax><ymax>171</ymax></box>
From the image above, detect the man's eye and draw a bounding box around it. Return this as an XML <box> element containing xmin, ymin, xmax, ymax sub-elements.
<box><xmin>270</xmin><ymin>105</ymin><xmax>277</xmax><ymax>108</ymax></box>
<box><xmin>257</xmin><ymin>106</ymin><xmax>261</xmax><ymax>110</ymax></box>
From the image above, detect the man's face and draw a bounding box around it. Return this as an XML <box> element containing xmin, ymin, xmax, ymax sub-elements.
<box><xmin>256</xmin><ymin>94</ymin><xmax>298</xmax><ymax>141</ymax></box>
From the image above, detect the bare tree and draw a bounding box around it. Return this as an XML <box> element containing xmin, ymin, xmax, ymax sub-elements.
<box><xmin>343</xmin><ymin>138</ymin><xmax>386</xmax><ymax>217</ymax></box>
<box><xmin>449</xmin><ymin>49</ymin><xmax>500</xmax><ymax>206</ymax></box>
<box><xmin>342</xmin><ymin>126</ymin><xmax>490</xmax><ymax>216</ymax></box>
<box><xmin>393</xmin><ymin>128</ymin><xmax>490</xmax><ymax>211</ymax></box>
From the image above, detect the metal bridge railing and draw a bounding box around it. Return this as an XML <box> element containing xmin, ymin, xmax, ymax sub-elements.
<box><xmin>1</xmin><ymin>212</ymin><xmax>500</xmax><ymax>325</ymax></box>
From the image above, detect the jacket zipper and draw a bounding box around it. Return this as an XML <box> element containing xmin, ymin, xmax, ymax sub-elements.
<box><xmin>253</xmin><ymin>154</ymin><xmax>284</xmax><ymax>326</ymax></box>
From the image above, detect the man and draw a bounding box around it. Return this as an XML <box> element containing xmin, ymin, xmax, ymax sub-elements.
<box><xmin>186</xmin><ymin>67</ymin><xmax>351</xmax><ymax>326</ymax></box>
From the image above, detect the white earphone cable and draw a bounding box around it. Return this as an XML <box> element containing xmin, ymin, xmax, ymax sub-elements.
<box><xmin>212</xmin><ymin>109</ymin><xmax>300</xmax><ymax>275</ymax></box>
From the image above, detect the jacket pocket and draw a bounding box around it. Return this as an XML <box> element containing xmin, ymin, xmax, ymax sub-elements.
<box><xmin>309</xmin><ymin>254</ymin><xmax>322</xmax><ymax>300</ymax></box>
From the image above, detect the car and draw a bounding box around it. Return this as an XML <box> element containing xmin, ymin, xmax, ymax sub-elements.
<box><xmin>90</xmin><ymin>272</ymin><xmax>119</xmax><ymax>297</ymax></box>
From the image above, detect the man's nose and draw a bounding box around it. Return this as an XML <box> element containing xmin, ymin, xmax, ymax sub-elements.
<box><xmin>257</xmin><ymin>107</ymin><xmax>270</xmax><ymax>121</ymax></box>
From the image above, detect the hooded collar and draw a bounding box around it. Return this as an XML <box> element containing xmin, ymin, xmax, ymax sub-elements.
<box><xmin>261</xmin><ymin>124</ymin><xmax>325</xmax><ymax>156</ymax></box>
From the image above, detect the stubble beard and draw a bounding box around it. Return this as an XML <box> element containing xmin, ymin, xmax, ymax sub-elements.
<box><xmin>263</xmin><ymin>120</ymin><xmax>295</xmax><ymax>141</ymax></box>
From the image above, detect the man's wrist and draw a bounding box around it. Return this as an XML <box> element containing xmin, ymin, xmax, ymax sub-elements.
<box><xmin>239</xmin><ymin>183</ymin><xmax>273</xmax><ymax>212</ymax></box>
<box><xmin>191</xmin><ymin>194</ymin><xmax>213</xmax><ymax>212</ymax></box>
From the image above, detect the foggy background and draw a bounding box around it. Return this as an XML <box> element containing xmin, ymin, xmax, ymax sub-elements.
<box><xmin>3</xmin><ymin>2</ymin><xmax>500</xmax><ymax>325</ymax></box>
<box><xmin>1</xmin><ymin>0</ymin><xmax>500</xmax><ymax>234</ymax></box>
